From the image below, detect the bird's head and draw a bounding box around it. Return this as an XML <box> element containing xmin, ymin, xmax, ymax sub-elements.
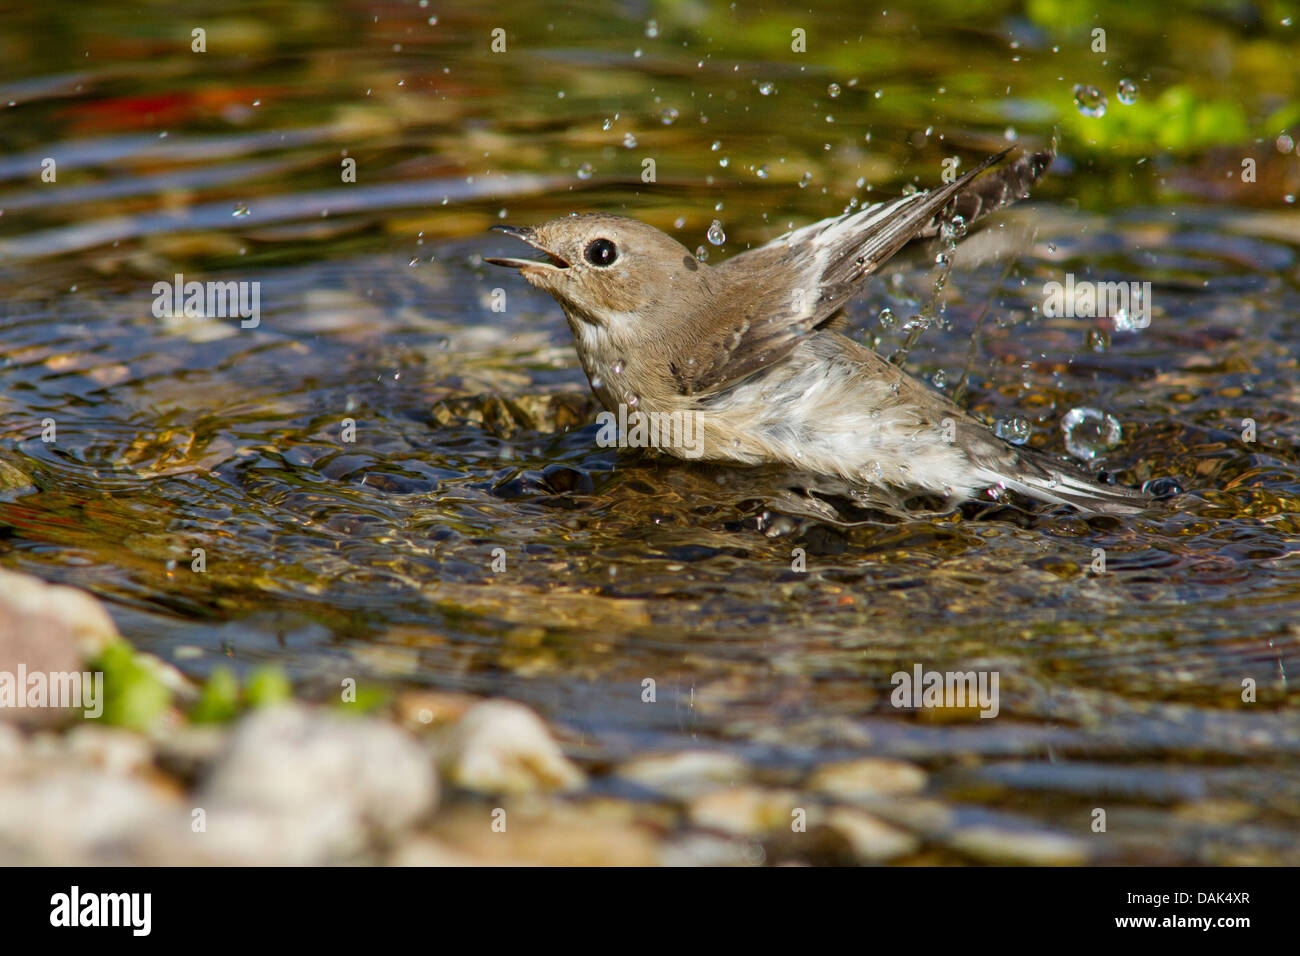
<box><xmin>486</xmin><ymin>214</ymin><xmax>710</xmax><ymax>341</ymax></box>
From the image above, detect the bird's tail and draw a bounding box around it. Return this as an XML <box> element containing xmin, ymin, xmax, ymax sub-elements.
<box><xmin>971</xmin><ymin>444</ymin><xmax>1151</xmax><ymax>515</ymax></box>
<box><xmin>917</xmin><ymin>140</ymin><xmax>1057</xmax><ymax>239</ymax></box>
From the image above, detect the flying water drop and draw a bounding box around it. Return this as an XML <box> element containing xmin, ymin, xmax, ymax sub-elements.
<box><xmin>1073</xmin><ymin>84</ymin><xmax>1107</xmax><ymax>118</ymax></box>
<box><xmin>1061</xmin><ymin>407</ymin><xmax>1121</xmax><ymax>460</ymax></box>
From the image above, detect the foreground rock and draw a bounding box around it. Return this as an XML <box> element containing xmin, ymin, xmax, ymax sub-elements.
<box><xmin>0</xmin><ymin>704</ymin><xmax>440</xmax><ymax>865</ymax></box>
<box><xmin>0</xmin><ymin>568</ymin><xmax>120</xmax><ymax>727</ymax></box>
<box><xmin>193</xmin><ymin>703</ymin><xmax>439</xmax><ymax>864</ymax></box>
<box><xmin>435</xmin><ymin>700</ymin><xmax>585</xmax><ymax>794</ymax></box>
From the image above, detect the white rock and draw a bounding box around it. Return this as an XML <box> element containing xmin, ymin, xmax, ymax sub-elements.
<box><xmin>201</xmin><ymin>704</ymin><xmax>438</xmax><ymax>856</ymax></box>
<box><xmin>949</xmin><ymin>826</ymin><xmax>1088</xmax><ymax>865</ymax></box>
<box><xmin>687</xmin><ymin>786</ymin><xmax>801</xmax><ymax>835</ymax></box>
<box><xmin>807</xmin><ymin>757</ymin><xmax>927</xmax><ymax>800</ymax></box>
<box><xmin>825</xmin><ymin>807</ymin><xmax>920</xmax><ymax>862</ymax></box>
<box><xmin>64</xmin><ymin>725</ymin><xmax>154</xmax><ymax>776</ymax></box>
<box><xmin>437</xmin><ymin>700</ymin><xmax>585</xmax><ymax>794</ymax></box>
<box><xmin>613</xmin><ymin>750</ymin><xmax>750</xmax><ymax>800</ymax></box>
<box><xmin>0</xmin><ymin>769</ymin><xmax>176</xmax><ymax>865</ymax></box>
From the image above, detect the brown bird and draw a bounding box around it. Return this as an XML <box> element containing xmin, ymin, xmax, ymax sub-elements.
<box><xmin>487</xmin><ymin>147</ymin><xmax>1149</xmax><ymax>514</ymax></box>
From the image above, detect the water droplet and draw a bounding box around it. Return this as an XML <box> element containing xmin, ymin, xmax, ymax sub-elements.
<box><xmin>711</xmin><ymin>140</ymin><xmax>721</xmax><ymax>151</ymax></box>
<box><xmin>1276</xmin><ymin>133</ymin><xmax>1295</xmax><ymax>154</ymax></box>
<box><xmin>994</xmin><ymin>418</ymin><xmax>1031</xmax><ymax>445</ymax></box>
<box><xmin>1117</xmin><ymin>78</ymin><xmax>1138</xmax><ymax>105</ymax></box>
<box><xmin>660</xmin><ymin>107</ymin><xmax>679</xmax><ymax>125</ymax></box>
<box><xmin>695</xmin><ymin>245</ymin><xmax>709</xmax><ymax>262</ymax></box>
<box><xmin>756</xmin><ymin>164</ymin><xmax>770</xmax><ymax>179</ymax></box>
<box><xmin>645</xmin><ymin>19</ymin><xmax>659</xmax><ymax>38</ymax></box>
<box><xmin>1073</xmin><ymin>83</ymin><xmax>1107</xmax><ymax>118</ymax></box>
<box><xmin>707</xmin><ymin>220</ymin><xmax>726</xmax><ymax>245</ymax></box>
<box><xmin>827</xmin><ymin>82</ymin><xmax>841</xmax><ymax>98</ymax></box>
<box><xmin>940</xmin><ymin>214</ymin><xmax>967</xmax><ymax>241</ymax></box>
<box><xmin>931</xmin><ymin>369</ymin><xmax>947</xmax><ymax>387</ymax></box>
<box><xmin>758</xmin><ymin>81</ymin><xmax>775</xmax><ymax>95</ymax></box>
<box><xmin>576</xmin><ymin>162</ymin><xmax>594</xmax><ymax>180</ymax></box>
<box><xmin>1086</xmin><ymin>328</ymin><xmax>1111</xmax><ymax>352</ymax></box>
<box><xmin>673</xmin><ymin>216</ymin><xmax>686</xmax><ymax>229</ymax></box>
<box><xmin>623</xmin><ymin>132</ymin><xmax>638</xmax><ymax>148</ymax></box>
<box><xmin>613</xmin><ymin>360</ymin><xmax>625</xmax><ymax>375</ymax></box>
<box><xmin>798</xmin><ymin>171</ymin><xmax>812</xmax><ymax>188</ymax></box>
<box><xmin>591</xmin><ymin>375</ymin><xmax>604</xmax><ymax>389</ymax></box>
<box><xmin>1112</xmin><ymin>308</ymin><xmax>1139</xmax><ymax>332</ymax></box>
<box><xmin>232</xmin><ymin>203</ymin><xmax>250</xmax><ymax>218</ymax></box>
<box><xmin>602</xmin><ymin>118</ymin><xmax>613</xmax><ymax>131</ymax></box>
<box><xmin>878</xmin><ymin>307</ymin><xmax>895</xmax><ymax>328</ymax></box>
<box><xmin>1061</xmin><ymin>407</ymin><xmax>1122</xmax><ymax>461</ymax></box>
<box><xmin>718</xmin><ymin>156</ymin><xmax>729</xmax><ymax>167</ymax></box>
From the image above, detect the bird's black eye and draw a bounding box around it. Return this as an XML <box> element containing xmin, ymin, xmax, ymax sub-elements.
<box><xmin>584</xmin><ymin>238</ymin><xmax>618</xmax><ymax>267</ymax></box>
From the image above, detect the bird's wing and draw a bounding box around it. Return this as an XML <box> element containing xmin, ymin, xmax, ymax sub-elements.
<box><xmin>669</xmin><ymin>146</ymin><xmax>1054</xmax><ymax>396</ymax></box>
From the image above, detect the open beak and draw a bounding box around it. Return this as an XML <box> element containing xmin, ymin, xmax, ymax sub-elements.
<box><xmin>484</xmin><ymin>225</ymin><xmax>571</xmax><ymax>271</ymax></box>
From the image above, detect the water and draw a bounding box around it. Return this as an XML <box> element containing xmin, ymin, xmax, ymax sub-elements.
<box><xmin>1</xmin><ymin>1</ymin><xmax>1299</xmax><ymax>863</ymax></box>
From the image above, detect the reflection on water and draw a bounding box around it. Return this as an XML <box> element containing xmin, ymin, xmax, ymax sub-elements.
<box><xmin>1</xmin><ymin>1</ymin><xmax>1299</xmax><ymax>863</ymax></box>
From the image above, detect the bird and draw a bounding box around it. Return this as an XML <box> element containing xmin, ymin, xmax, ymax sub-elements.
<box><xmin>486</xmin><ymin>146</ymin><xmax>1150</xmax><ymax>515</ymax></box>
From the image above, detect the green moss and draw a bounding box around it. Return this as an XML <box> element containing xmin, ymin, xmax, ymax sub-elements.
<box><xmin>190</xmin><ymin>667</ymin><xmax>241</xmax><ymax>724</ymax></box>
<box><xmin>90</xmin><ymin>641</ymin><xmax>172</xmax><ymax>731</ymax></box>
<box><xmin>245</xmin><ymin>666</ymin><xmax>293</xmax><ymax>708</ymax></box>
<box><xmin>336</xmin><ymin>684</ymin><xmax>391</xmax><ymax>715</ymax></box>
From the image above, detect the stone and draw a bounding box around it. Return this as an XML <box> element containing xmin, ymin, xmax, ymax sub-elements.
<box><xmin>949</xmin><ymin>825</ymin><xmax>1088</xmax><ymax>865</ymax></box>
<box><xmin>687</xmin><ymin>786</ymin><xmax>802</xmax><ymax>836</ymax></box>
<box><xmin>660</xmin><ymin>833</ymin><xmax>765</xmax><ymax>867</ymax></box>
<box><xmin>396</xmin><ymin>690</ymin><xmax>481</xmax><ymax>729</ymax></box>
<box><xmin>0</xmin><ymin>767</ymin><xmax>179</xmax><ymax>865</ymax></box>
<box><xmin>63</xmin><ymin>725</ymin><xmax>154</xmax><ymax>776</ymax></box>
<box><xmin>825</xmin><ymin>807</ymin><xmax>920</xmax><ymax>862</ymax></box>
<box><xmin>0</xmin><ymin>570</ymin><xmax>114</xmax><ymax>726</ymax></box>
<box><xmin>199</xmin><ymin>704</ymin><xmax>438</xmax><ymax>862</ymax></box>
<box><xmin>437</xmin><ymin>700</ymin><xmax>585</xmax><ymax>794</ymax></box>
<box><xmin>613</xmin><ymin>750</ymin><xmax>750</xmax><ymax>800</ymax></box>
<box><xmin>0</xmin><ymin>459</ymin><xmax>33</xmax><ymax>492</ymax></box>
<box><xmin>429</xmin><ymin>804</ymin><xmax>658</xmax><ymax>866</ymax></box>
<box><xmin>806</xmin><ymin>757</ymin><xmax>927</xmax><ymax>800</ymax></box>
<box><xmin>0</xmin><ymin>567</ymin><xmax>120</xmax><ymax>662</ymax></box>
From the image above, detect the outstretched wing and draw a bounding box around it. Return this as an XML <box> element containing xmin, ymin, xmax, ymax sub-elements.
<box><xmin>669</xmin><ymin>146</ymin><xmax>1054</xmax><ymax>396</ymax></box>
